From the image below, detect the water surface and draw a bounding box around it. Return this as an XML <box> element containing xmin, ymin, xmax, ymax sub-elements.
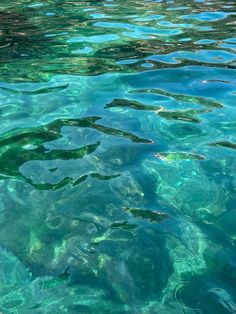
<box><xmin>0</xmin><ymin>0</ymin><xmax>236</xmax><ymax>313</ymax></box>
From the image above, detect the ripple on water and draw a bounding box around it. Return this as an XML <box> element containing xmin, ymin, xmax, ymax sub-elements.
<box><xmin>0</xmin><ymin>0</ymin><xmax>236</xmax><ymax>313</ymax></box>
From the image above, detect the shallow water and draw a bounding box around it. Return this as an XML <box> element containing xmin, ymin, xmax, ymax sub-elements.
<box><xmin>0</xmin><ymin>0</ymin><xmax>236</xmax><ymax>313</ymax></box>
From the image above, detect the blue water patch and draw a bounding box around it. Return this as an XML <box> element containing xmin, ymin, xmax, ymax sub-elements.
<box><xmin>182</xmin><ymin>11</ymin><xmax>230</xmax><ymax>21</ymax></box>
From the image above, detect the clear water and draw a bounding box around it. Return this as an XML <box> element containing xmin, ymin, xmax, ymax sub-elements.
<box><xmin>0</xmin><ymin>0</ymin><xmax>236</xmax><ymax>313</ymax></box>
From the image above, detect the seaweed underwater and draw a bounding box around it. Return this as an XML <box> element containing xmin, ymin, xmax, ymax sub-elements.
<box><xmin>0</xmin><ymin>0</ymin><xmax>236</xmax><ymax>313</ymax></box>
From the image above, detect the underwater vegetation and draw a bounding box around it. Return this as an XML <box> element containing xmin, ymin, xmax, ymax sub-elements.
<box><xmin>0</xmin><ymin>0</ymin><xmax>236</xmax><ymax>313</ymax></box>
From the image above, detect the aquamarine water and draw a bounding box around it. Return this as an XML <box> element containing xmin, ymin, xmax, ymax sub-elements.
<box><xmin>0</xmin><ymin>1</ymin><xmax>236</xmax><ymax>313</ymax></box>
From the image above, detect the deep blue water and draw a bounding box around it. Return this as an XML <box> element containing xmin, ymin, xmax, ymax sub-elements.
<box><xmin>0</xmin><ymin>0</ymin><xmax>236</xmax><ymax>313</ymax></box>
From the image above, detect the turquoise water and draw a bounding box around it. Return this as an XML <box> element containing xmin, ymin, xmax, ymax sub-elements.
<box><xmin>0</xmin><ymin>0</ymin><xmax>236</xmax><ymax>313</ymax></box>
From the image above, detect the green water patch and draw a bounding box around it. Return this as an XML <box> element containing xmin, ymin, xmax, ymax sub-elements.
<box><xmin>0</xmin><ymin>84</ymin><xmax>69</xmax><ymax>95</ymax></box>
<box><xmin>154</xmin><ymin>151</ymin><xmax>205</xmax><ymax>161</ymax></box>
<box><xmin>105</xmin><ymin>98</ymin><xmax>162</xmax><ymax>111</ymax></box>
<box><xmin>129</xmin><ymin>88</ymin><xmax>224</xmax><ymax>108</ymax></box>
<box><xmin>209</xmin><ymin>141</ymin><xmax>236</xmax><ymax>151</ymax></box>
